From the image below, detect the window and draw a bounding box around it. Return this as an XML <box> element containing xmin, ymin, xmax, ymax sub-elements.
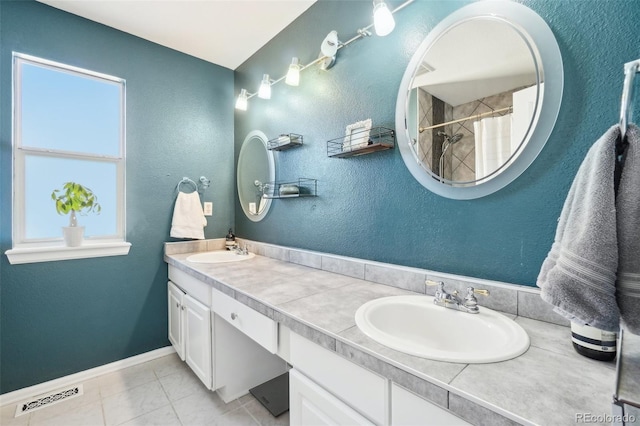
<box><xmin>6</xmin><ymin>53</ymin><xmax>130</xmax><ymax>264</ymax></box>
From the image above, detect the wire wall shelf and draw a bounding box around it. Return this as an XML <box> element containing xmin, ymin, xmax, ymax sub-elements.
<box><xmin>267</xmin><ymin>133</ymin><xmax>303</xmax><ymax>151</ymax></box>
<box><xmin>262</xmin><ymin>178</ymin><xmax>317</xmax><ymax>199</ymax></box>
<box><xmin>327</xmin><ymin>126</ymin><xmax>395</xmax><ymax>158</ymax></box>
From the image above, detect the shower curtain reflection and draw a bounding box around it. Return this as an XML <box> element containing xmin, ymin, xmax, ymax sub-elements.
<box><xmin>474</xmin><ymin>115</ymin><xmax>514</xmax><ymax>181</ymax></box>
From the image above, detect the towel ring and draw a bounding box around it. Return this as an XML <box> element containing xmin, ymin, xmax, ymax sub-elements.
<box><xmin>176</xmin><ymin>177</ymin><xmax>198</xmax><ymax>193</ymax></box>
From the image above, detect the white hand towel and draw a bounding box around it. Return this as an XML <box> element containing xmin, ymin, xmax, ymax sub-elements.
<box><xmin>170</xmin><ymin>191</ymin><xmax>207</xmax><ymax>240</ymax></box>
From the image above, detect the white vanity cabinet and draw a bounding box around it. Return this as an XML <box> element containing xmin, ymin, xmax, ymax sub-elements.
<box><xmin>289</xmin><ymin>333</ymin><xmax>388</xmax><ymax>425</ymax></box>
<box><xmin>167</xmin><ymin>265</ymin><xmax>286</xmax><ymax>402</ymax></box>
<box><xmin>290</xmin><ymin>368</ymin><xmax>374</xmax><ymax>425</ymax></box>
<box><xmin>167</xmin><ymin>281</ymin><xmax>213</xmax><ymax>389</ymax></box>
<box><xmin>392</xmin><ymin>384</ymin><xmax>471</xmax><ymax>426</ymax></box>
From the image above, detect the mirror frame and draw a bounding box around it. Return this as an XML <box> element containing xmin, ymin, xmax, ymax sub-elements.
<box><xmin>395</xmin><ymin>1</ymin><xmax>563</xmax><ymax>199</ymax></box>
<box><xmin>237</xmin><ymin>130</ymin><xmax>275</xmax><ymax>222</ymax></box>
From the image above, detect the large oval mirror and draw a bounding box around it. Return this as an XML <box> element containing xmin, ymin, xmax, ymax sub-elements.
<box><xmin>237</xmin><ymin>130</ymin><xmax>275</xmax><ymax>221</ymax></box>
<box><xmin>396</xmin><ymin>1</ymin><xmax>563</xmax><ymax>199</ymax></box>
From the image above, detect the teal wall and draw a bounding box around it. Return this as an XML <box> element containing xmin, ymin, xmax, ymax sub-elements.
<box><xmin>0</xmin><ymin>1</ymin><xmax>235</xmax><ymax>393</ymax></box>
<box><xmin>2</xmin><ymin>0</ymin><xmax>639</xmax><ymax>396</ymax></box>
<box><xmin>234</xmin><ymin>0</ymin><xmax>640</xmax><ymax>286</ymax></box>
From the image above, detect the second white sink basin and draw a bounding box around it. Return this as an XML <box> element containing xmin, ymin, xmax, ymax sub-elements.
<box><xmin>187</xmin><ymin>250</ymin><xmax>255</xmax><ymax>263</ymax></box>
<box><xmin>355</xmin><ymin>295</ymin><xmax>529</xmax><ymax>363</ymax></box>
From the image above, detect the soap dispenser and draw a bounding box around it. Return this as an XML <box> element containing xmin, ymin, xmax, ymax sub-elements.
<box><xmin>225</xmin><ymin>228</ymin><xmax>236</xmax><ymax>250</ymax></box>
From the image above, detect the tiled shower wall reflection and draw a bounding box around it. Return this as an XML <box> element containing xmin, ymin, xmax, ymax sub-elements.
<box><xmin>418</xmin><ymin>88</ymin><xmax>516</xmax><ymax>181</ymax></box>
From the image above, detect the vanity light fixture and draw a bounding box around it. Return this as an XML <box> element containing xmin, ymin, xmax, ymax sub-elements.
<box><xmin>285</xmin><ymin>57</ymin><xmax>301</xmax><ymax>86</ymax></box>
<box><xmin>234</xmin><ymin>0</ymin><xmax>414</xmax><ymax>111</ymax></box>
<box><xmin>235</xmin><ymin>88</ymin><xmax>248</xmax><ymax>111</ymax></box>
<box><xmin>258</xmin><ymin>74</ymin><xmax>272</xmax><ymax>99</ymax></box>
<box><xmin>373</xmin><ymin>0</ymin><xmax>396</xmax><ymax>36</ymax></box>
<box><xmin>319</xmin><ymin>30</ymin><xmax>341</xmax><ymax>70</ymax></box>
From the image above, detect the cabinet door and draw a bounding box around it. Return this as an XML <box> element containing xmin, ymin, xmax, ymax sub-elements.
<box><xmin>184</xmin><ymin>294</ymin><xmax>212</xmax><ymax>389</ymax></box>
<box><xmin>290</xmin><ymin>369</ymin><xmax>374</xmax><ymax>426</ymax></box>
<box><xmin>392</xmin><ymin>384</ymin><xmax>471</xmax><ymax>426</ymax></box>
<box><xmin>168</xmin><ymin>281</ymin><xmax>185</xmax><ymax>361</ymax></box>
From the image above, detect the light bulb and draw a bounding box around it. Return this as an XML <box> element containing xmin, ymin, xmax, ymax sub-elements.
<box><xmin>258</xmin><ymin>74</ymin><xmax>271</xmax><ymax>99</ymax></box>
<box><xmin>285</xmin><ymin>57</ymin><xmax>301</xmax><ymax>86</ymax></box>
<box><xmin>235</xmin><ymin>88</ymin><xmax>248</xmax><ymax>111</ymax></box>
<box><xmin>373</xmin><ymin>0</ymin><xmax>395</xmax><ymax>36</ymax></box>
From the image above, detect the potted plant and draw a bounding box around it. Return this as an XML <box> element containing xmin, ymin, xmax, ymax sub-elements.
<box><xmin>51</xmin><ymin>182</ymin><xmax>101</xmax><ymax>247</ymax></box>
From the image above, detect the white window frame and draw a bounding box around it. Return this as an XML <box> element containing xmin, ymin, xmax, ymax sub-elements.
<box><xmin>5</xmin><ymin>53</ymin><xmax>130</xmax><ymax>264</ymax></box>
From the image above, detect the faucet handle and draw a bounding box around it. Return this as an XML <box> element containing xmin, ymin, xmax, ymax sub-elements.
<box><xmin>425</xmin><ymin>279</ymin><xmax>444</xmax><ymax>287</ymax></box>
<box><xmin>470</xmin><ymin>287</ymin><xmax>490</xmax><ymax>296</ymax></box>
<box><xmin>425</xmin><ymin>279</ymin><xmax>445</xmax><ymax>293</ymax></box>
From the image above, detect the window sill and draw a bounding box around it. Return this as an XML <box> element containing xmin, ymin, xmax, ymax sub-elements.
<box><xmin>5</xmin><ymin>242</ymin><xmax>131</xmax><ymax>265</ymax></box>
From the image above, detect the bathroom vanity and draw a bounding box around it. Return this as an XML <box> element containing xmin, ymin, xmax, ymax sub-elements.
<box><xmin>167</xmin><ymin>263</ymin><xmax>287</xmax><ymax>402</ymax></box>
<box><xmin>164</xmin><ymin>239</ymin><xmax>618</xmax><ymax>426</ymax></box>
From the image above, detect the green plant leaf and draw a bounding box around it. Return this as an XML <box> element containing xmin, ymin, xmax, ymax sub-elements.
<box><xmin>52</xmin><ymin>181</ymin><xmax>101</xmax><ymax>217</ymax></box>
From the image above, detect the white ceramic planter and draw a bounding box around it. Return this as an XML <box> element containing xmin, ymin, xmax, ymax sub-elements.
<box><xmin>62</xmin><ymin>226</ymin><xmax>85</xmax><ymax>247</ymax></box>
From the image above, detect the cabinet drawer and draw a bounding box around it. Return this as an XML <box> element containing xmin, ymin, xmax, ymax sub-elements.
<box><xmin>168</xmin><ymin>266</ymin><xmax>211</xmax><ymax>306</ymax></box>
<box><xmin>211</xmin><ymin>288</ymin><xmax>277</xmax><ymax>354</ymax></box>
<box><xmin>290</xmin><ymin>333</ymin><xmax>388</xmax><ymax>425</ymax></box>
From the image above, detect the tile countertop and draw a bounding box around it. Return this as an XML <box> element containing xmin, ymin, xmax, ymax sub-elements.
<box><xmin>164</xmin><ymin>246</ymin><xmax>628</xmax><ymax>426</ymax></box>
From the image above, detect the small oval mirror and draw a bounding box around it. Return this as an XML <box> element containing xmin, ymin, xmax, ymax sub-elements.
<box><xmin>237</xmin><ymin>130</ymin><xmax>275</xmax><ymax>221</ymax></box>
<box><xmin>396</xmin><ymin>1</ymin><xmax>563</xmax><ymax>199</ymax></box>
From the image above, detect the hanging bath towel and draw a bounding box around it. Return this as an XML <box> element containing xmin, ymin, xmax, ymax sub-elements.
<box><xmin>616</xmin><ymin>124</ymin><xmax>640</xmax><ymax>334</ymax></box>
<box><xmin>536</xmin><ymin>125</ymin><xmax>620</xmax><ymax>332</ymax></box>
<box><xmin>170</xmin><ymin>191</ymin><xmax>207</xmax><ymax>239</ymax></box>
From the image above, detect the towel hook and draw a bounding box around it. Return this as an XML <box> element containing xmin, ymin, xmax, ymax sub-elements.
<box><xmin>619</xmin><ymin>59</ymin><xmax>640</xmax><ymax>142</ymax></box>
<box><xmin>198</xmin><ymin>176</ymin><xmax>210</xmax><ymax>193</ymax></box>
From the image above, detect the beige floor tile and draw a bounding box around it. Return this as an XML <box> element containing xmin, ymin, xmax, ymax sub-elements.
<box><xmin>29</xmin><ymin>400</ymin><xmax>104</xmax><ymax>426</ymax></box>
<box><xmin>157</xmin><ymin>368</ymin><xmax>206</xmax><ymax>402</ymax></box>
<box><xmin>99</xmin><ymin>363</ymin><xmax>158</xmax><ymax>398</ymax></box>
<box><xmin>1</xmin><ymin>404</ymin><xmax>30</xmax><ymax>426</ymax></box>
<box><xmin>147</xmin><ymin>354</ymin><xmax>189</xmax><ymax>379</ymax></box>
<box><xmin>119</xmin><ymin>404</ymin><xmax>181</xmax><ymax>426</ymax></box>
<box><xmin>102</xmin><ymin>381</ymin><xmax>170</xmax><ymax>426</ymax></box>
<box><xmin>212</xmin><ymin>406</ymin><xmax>259</xmax><ymax>426</ymax></box>
<box><xmin>172</xmin><ymin>386</ymin><xmax>240</xmax><ymax>425</ymax></box>
<box><xmin>243</xmin><ymin>399</ymin><xmax>289</xmax><ymax>426</ymax></box>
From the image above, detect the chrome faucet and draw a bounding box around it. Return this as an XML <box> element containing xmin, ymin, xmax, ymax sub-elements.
<box><xmin>425</xmin><ymin>280</ymin><xmax>489</xmax><ymax>314</ymax></box>
<box><xmin>233</xmin><ymin>244</ymin><xmax>249</xmax><ymax>255</ymax></box>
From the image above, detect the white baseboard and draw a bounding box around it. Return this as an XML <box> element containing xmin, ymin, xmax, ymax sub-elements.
<box><xmin>0</xmin><ymin>346</ymin><xmax>175</xmax><ymax>407</ymax></box>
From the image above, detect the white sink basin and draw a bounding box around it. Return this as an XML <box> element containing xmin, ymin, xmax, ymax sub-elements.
<box><xmin>355</xmin><ymin>295</ymin><xmax>529</xmax><ymax>363</ymax></box>
<box><xmin>186</xmin><ymin>250</ymin><xmax>255</xmax><ymax>263</ymax></box>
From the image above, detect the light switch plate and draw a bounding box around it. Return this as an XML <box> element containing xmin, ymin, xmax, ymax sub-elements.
<box><xmin>203</xmin><ymin>202</ymin><xmax>213</xmax><ymax>216</ymax></box>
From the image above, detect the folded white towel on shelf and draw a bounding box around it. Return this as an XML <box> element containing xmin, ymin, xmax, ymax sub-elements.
<box><xmin>170</xmin><ymin>191</ymin><xmax>207</xmax><ymax>240</ymax></box>
<box><xmin>536</xmin><ymin>125</ymin><xmax>620</xmax><ymax>332</ymax></box>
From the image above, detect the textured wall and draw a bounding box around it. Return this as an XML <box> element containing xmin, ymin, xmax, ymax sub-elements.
<box><xmin>0</xmin><ymin>1</ymin><xmax>234</xmax><ymax>393</ymax></box>
<box><xmin>234</xmin><ymin>0</ymin><xmax>640</xmax><ymax>286</ymax></box>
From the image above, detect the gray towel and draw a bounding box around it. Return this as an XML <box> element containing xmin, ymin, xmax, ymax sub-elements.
<box><xmin>537</xmin><ymin>125</ymin><xmax>620</xmax><ymax>332</ymax></box>
<box><xmin>616</xmin><ymin>124</ymin><xmax>640</xmax><ymax>334</ymax></box>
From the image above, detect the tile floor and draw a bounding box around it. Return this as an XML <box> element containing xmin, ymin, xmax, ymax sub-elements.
<box><xmin>1</xmin><ymin>353</ymin><xmax>289</xmax><ymax>426</ymax></box>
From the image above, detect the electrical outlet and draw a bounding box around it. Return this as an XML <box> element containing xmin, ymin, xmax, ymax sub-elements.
<box><xmin>203</xmin><ymin>202</ymin><xmax>213</xmax><ymax>216</ymax></box>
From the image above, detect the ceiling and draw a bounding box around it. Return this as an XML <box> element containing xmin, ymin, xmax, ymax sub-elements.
<box><xmin>413</xmin><ymin>19</ymin><xmax>538</xmax><ymax>106</ymax></box>
<box><xmin>36</xmin><ymin>0</ymin><xmax>317</xmax><ymax>70</ymax></box>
